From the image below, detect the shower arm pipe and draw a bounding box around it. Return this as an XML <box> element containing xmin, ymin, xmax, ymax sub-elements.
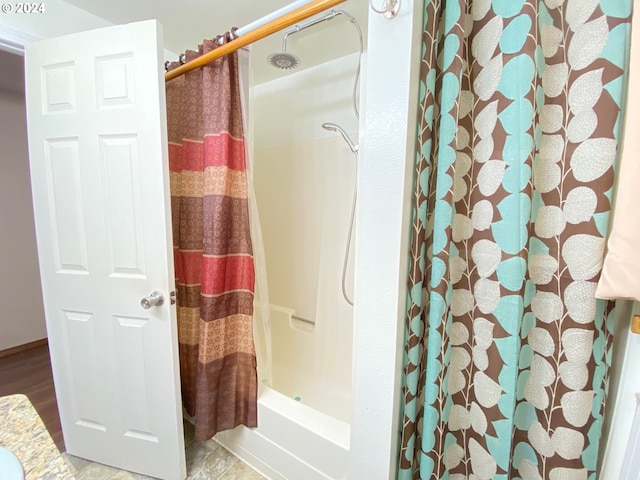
<box><xmin>281</xmin><ymin>9</ymin><xmax>338</xmax><ymax>51</ymax></box>
<box><xmin>165</xmin><ymin>0</ymin><xmax>346</xmax><ymax>82</ymax></box>
<box><xmin>276</xmin><ymin>8</ymin><xmax>362</xmax><ymax>118</ymax></box>
<box><xmin>281</xmin><ymin>9</ymin><xmax>362</xmax><ymax>61</ymax></box>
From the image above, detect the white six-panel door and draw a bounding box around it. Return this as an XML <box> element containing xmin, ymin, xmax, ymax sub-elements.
<box><xmin>25</xmin><ymin>20</ymin><xmax>186</xmax><ymax>480</ymax></box>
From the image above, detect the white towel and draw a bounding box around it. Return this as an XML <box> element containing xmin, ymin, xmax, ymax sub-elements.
<box><xmin>597</xmin><ymin>5</ymin><xmax>640</xmax><ymax>301</ymax></box>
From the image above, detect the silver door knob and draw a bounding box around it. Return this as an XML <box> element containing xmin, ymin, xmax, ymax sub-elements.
<box><xmin>141</xmin><ymin>290</ymin><xmax>164</xmax><ymax>309</ymax></box>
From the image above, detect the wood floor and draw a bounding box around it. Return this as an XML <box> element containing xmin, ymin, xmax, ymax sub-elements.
<box><xmin>0</xmin><ymin>342</ymin><xmax>64</xmax><ymax>451</ymax></box>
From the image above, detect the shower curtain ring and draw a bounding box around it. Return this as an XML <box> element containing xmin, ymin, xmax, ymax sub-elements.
<box><xmin>370</xmin><ymin>0</ymin><xmax>400</xmax><ymax>19</ymax></box>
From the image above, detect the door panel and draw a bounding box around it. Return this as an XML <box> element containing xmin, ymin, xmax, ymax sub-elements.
<box><xmin>43</xmin><ymin>137</ymin><xmax>89</xmax><ymax>273</ymax></box>
<box><xmin>100</xmin><ymin>134</ymin><xmax>146</xmax><ymax>277</ymax></box>
<box><xmin>25</xmin><ymin>20</ymin><xmax>186</xmax><ymax>480</ymax></box>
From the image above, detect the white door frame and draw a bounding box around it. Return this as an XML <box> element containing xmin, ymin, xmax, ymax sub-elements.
<box><xmin>349</xmin><ymin>1</ymin><xmax>423</xmax><ymax>477</ymax></box>
<box><xmin>0</xmin><ymin>24</ymin><xmax>36</xmax><ymax>55</ymax></box>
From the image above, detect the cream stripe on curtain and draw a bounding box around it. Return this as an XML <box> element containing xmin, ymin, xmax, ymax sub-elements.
<box><xmin>399</xmin><ymin>1</ymin><xmax>633</xmax><ymax>479</ymax></box>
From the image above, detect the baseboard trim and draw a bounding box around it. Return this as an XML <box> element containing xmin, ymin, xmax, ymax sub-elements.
<box><xmin>0</xmin><ymin>338</ymin><xmax>48</xmax><ymax>358</ymax></box>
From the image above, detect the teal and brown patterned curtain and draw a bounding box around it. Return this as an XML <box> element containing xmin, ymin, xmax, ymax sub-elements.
<box><xmin>399</xmin><ymin>1</ymin><xmax>632</xmax><ymax>479</ymax></box>
<box><xmin>166</xmin><ymin>36</ymin><xmax>257</xmax><ymax>441</ymax></box>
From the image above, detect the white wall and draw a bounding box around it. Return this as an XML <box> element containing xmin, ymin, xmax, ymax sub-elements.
<box><xmin>253</xmin><ymin>136</ymin><xmax>356</xmax><ymax>319</ymax></box>
<box><xmin>350</xmin><ymin>1</ymin><xmax>423</xmax><ymax>478</ymax></box>
<box><xmin>0</xmin><ymin>89</ymin><xmax>47</xmax><ymax>350</ymax></box>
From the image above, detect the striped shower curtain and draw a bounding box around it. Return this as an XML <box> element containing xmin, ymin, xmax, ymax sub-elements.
<box><xmin>399</xmin><ymin>1</ymin><xmax>633</xmax><ymax>479</ymax></box>
<box><xmin>166</xmin><ymin>35</ymin><xmax>257</xmax><ymax>441</ymax></box>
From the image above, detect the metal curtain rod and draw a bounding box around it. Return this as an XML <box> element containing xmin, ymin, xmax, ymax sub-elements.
<box><xmin>165</xmin><ymin>0</ymin><xmax>346</xmax><ymax>82</ymax></box>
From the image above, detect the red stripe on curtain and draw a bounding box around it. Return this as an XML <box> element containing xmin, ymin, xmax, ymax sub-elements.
<box><xmin>204</xmin><ymin>134</ymin><xmax>247</xmax><ymax>170</ymax></box>
<box><xmin>168</xmin><ymin>143</ymin><xmax>183</xmax><ymax>170</ymax></box>
<box><xmin>170</xmin><ymin>132</ymin><xmax>246</xmax><ymax>172</ymax></box>
<box><xmin>174</xmin><ymin>250</ymin><xmax>203</xmax><ymax>285</ymax></box>
<box><xmin>201</xmin><ymin>255</ymin><xmax>255</xmax><ymax>295</ymax></box>
<box><xmin>180</xmin><ymin>140</ymin><xmax>204</xmax><ymax>172</ymax></box>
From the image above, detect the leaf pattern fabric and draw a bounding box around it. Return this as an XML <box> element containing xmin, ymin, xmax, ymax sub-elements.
<box><xmin>399</xmin><ymin>1</ymin><xmax>632</xmax><ymax>479</ymax></box>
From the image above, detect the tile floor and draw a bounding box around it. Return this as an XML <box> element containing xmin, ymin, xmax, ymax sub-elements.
<box><xmin>61</xmin><ymin>421</ymin><xmax>267</xmax><ymax>480</ymax></box>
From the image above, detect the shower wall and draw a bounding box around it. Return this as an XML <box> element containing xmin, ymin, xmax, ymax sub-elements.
<box><xmin>254</xmin><ymin>52</ymin><xmax>359</xmax><ymax>150</ymax></box>
<box><xmin>252</xmin><ymin>52</ymin><xmax>359</xmax><ymax>415</ymax></box>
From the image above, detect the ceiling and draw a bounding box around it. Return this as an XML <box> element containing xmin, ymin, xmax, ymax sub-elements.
<box><xmin>62</xmin><ymin>0</ymin><xmax>368</xmax><ymax>84</ymax></box>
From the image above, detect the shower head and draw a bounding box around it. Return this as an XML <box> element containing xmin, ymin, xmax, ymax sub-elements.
<box><xmin>267</xmin><ymin>51</ymin><xmax>301</xmax><ymax>70</ymax></box>
<box><xmin>322</xmin><ymin>122</ymin><xmax>358</xmax><ymax>153</ymax></box>
<box><xmin>266</xmin><ymin>13</ymin><xmax>308</xmax><ymax>71</ymax></box>
<box><xmin>267</xmin><ymin>9</ymin><xmax>343</xmax><ymax>72</ymax></box>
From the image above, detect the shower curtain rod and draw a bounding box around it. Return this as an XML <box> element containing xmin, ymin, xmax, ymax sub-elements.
<box><xmin>165</xmin><ymin>0</ymin><xmax>346</xmax><ymax>82</ymax></box>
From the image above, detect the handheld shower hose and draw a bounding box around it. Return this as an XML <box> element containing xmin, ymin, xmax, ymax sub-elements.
<box><xmin>321</xmin><ymin>122</ymin><xmax>358</xmax><ymax>307</ymax></box>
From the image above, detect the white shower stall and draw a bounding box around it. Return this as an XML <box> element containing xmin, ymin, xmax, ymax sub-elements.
<box><xmin>215</xmin><ymin>50</ymin><xmax>360</xmax><ymax>480</ymax></box>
